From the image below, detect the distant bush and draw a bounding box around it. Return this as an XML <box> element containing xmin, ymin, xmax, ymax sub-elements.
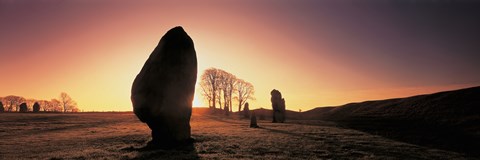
<box><xmin>0</xmin><ymin>101</ymin><xmax>4</xmax><ymax>112</ymax></box>
<box><xmin>19</xmin><ymin>103</ymin><xmax>28</xmax><ymax>112</ymax></box>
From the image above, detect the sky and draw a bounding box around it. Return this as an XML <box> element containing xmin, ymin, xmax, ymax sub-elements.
<box><xmin>1</xmin><ymin>0</ymin><xmax>479</xmax><ymax>112</ymax></box>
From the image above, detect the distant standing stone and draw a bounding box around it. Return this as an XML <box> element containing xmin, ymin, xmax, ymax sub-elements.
<box><xmin>271</xmin><ymin>89</ymin><xmax>286</xmax><ymax>123</ymax></box>
<box><xmin>243</xmin><ymin>102</ymin><xmax>250</xmax><ymax>118</ymax></box>
<box><xmin>250</xmin><ymin>111</ymin><xmax>259</xmax><ymax>128</ymax></box>
<box><xmin>131</xmin><ymin>26</ymin><xmax>197</xmax><ymax>147</ymax></box>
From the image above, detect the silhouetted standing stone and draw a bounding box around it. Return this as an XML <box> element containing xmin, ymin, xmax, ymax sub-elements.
<box><xmin>19</xmin><ymin>103</ymin><xmax>28</xmax><ymax>112</ymax></box>
<box><xmin>33</xmin><ymin>102</ymin><xmax>40</xmax><ymax>113</ymax></box>
<box><xmin>250</xmin><ymin>111</ymin><xmax>259</xmax><ymax>128</ymax></box>
<box><xmin>243</xmin><ymin>102</ymin><xmax>250</xmax><ymax>118</ymax></box>
<box><xmin>0</xmin><ymin>102</ymin><xmax>4</xmax><ymax>112</ymax></box>
<box><xmin>131</xmin><ymin>26</ymin><xmax>197</xmax><ymax>147</ymax></box>
<box><xmin>271</xmin><ymin>89</ymin><xmax>286</xmax><ymax>123</ymax></box>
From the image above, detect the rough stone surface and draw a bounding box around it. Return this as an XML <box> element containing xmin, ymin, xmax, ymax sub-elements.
<box><xmin>131</xmin><ymin>26</ymin><xmax>197</xmax><ymax>146</ymax></box>
<box><xmin>271</xmin><ymin>89</ymin><xmax>286</xmax><ymax>123</ymax></box>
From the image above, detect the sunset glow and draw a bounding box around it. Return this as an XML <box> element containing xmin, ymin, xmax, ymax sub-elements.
<box><xmin>1</xmin><ymin>0</ymin><xmax>479</xmax><ymax>112</ymax></box>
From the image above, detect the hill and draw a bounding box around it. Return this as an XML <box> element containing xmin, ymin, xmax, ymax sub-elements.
<box><xmin>303</xmin><ymin>86</ymin><xmax>480</xmax><ymax>155</ymax></box>
<box><xmin>310</xmin><ymin>86</ymin><xmax>479</xmax><ymax>122</ymax></box>
<box><xmin>195</xmin><ymin>87</ymin><xmax>480</xmax><ymax>155</ymax></box>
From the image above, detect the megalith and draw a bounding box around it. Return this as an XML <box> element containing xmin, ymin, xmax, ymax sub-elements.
<box><xmin>243</xmin><ymin>102</ymin><xmax>250</xmax><ymax>118</ymax></box>
<box><xmin>250</xmin><ymin>110</ymin><xmax>259</xmax><ymax>128</ymax></box>
<box><xmin>131</xmin><ymin>26</ymin><xmax>197</xmax><ymax>146</ymax></box>
<box><xmin>271</xmin><ymin>89</ymin><xmax>286</xmax><ymax>123</ymax></box>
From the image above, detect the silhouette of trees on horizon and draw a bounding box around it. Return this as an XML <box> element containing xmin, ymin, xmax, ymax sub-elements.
<box><xmin>200</xmin><ymin>68</ymin><xmax>255</xmax><ymax>113</ymax></box>
<box><xmin>60</xmin><ymin>92</ymin><xmax>77</xmax><ymax>113</ymax></box>
<box><xmin>0</xmin><ymin>92</ymin><xmax>78</xmax><ymax>113</ymax></box>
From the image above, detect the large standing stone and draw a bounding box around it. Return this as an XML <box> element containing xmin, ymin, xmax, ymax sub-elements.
<box><xmin>131</xmin><ymin>26</ymin><xmax>197</xmax><ymax>146</ymax></box>
<box><xmin>271</xmin><ymin>89</ymin><xmax>286</xmax><ymax>123</ymax></box>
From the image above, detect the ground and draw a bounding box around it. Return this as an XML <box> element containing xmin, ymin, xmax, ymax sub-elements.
<box><xmin>0</xmin><ymin>112</ymin><xmax>474</xmax><ymax>160</ymax></box>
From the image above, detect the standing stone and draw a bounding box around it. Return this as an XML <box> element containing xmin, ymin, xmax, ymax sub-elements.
<box><xmin>271</xmin><ymin>89</ymin><xmax>286</xmax><ymax>123</ymax></box>
<box><xmin>243</xmin><ymin>102</ymin><xmax>250</xmax><ymax>118</ymax></box>
<box><xmin>131</xmin><ymin>26</ymin><xmax>197</xmax><ymax>146</ymax></box>
<box><xmin>250</xmin><ymin>111</ymin><xmax>259</xmax><ymax>128</ymax></box>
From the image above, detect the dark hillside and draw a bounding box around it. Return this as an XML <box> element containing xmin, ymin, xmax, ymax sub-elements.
<box><xmin>303</xmin><ymin>86</ymin><xmax>480</xmax><ymax>156</ymax></box>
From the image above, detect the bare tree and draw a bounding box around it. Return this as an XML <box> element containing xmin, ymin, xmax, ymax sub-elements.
<box><xmin>200</xmin><ymin>68</ymin><xmax>221</xmax><ymax>108</ymax></box>
<box><xmin>235</xmin><ymin>79</ymin><xmax>255</xmax><ymax>112</ymax></box>
<box><xmin>59</xmin><ymin>92</ymin><xmax>77</xmax><ymax>112</ymax></box>
<box><xmin>218</xmin><ymin>70</ymin><xmax>237</xmax><ymax>112</ymax></box>
<box><xmin>25</xmin><ymin>98</ymin><xmax>36</xmax><ymax>112</ymax></box>
<box><xmin>3</xmin><ymin>95</ymin><xmax>25</xmax><ymax>112</ymax></box>
<box><xmin>50</xmin><ymin>99</ymin><xmax>61</xmax><ymax>112</ymax></box>
<box><xmin>200</xmin><ymin>68</ymin><xmax>254</xmax><ymax>113</ymax></box>
<box><xmin>216</xmin><ymin>88</ymin><xmax>223</xmax><ymax>109</ymax></box>
<box><xmin>38</xmin><ymin>100</ymin><xmax>49</xmax><ymax>112</ymax></box>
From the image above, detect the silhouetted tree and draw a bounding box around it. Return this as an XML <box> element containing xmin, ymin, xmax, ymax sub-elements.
<box><xmin>25</xmin><ymin>99</ymin><xmax>36</xmax><ymax>111</ymax></box>
<box><xmin>218</xmin><ymin>70</ymin><xmax>236</xmax><ymax>112</ymax></box>
<box><xmin>200</xmin><ymin>68</ymin><xmax>221</xmax><ymax>109</ymax></box>
<box><xmin>235</xmin><ymin>79</ymin><xmax>255</xmax><ymax>112</ymax></box>
<box><xmin>3</xmin><ymin>95</ymin><xmax>25</xmax><ymax>112</ymax></box>
<box><xmin>59</xmin><ymin>92</ymin><xmax>77</xmax><ymax>112</ymax></box>
<box><xmin>19</xmin><ymin>103</ymin><xmax>28</xmax><ymax>112</ymax></box>
<box><xmin>200</xmin><ymin>68</ymin><xmax>255</xmax><ymax>113</ymax></box>
<box><xmin>51</xmin><ymin>99</ymin><xmax>62</xmax><ymax>112</ymax></box>
<box><xmin>243</xmin><ymin>102</ymin><xmax>250</xmax><ymax>118</ymax></box>
<box><xmin>224</xmin><ymin>105</ymin><xmax>229</xmax><ymax>116</ymax></box>
<box><xmin>33</xmin><ymin>102</ymin><xmax>40</xmax><ymax>112</ymax></box>
<box><xmin>0</xmin><ymin>101</ymin><xmax>4</xmax><ymax>112</ymax></box>
<box><xmin>38</xmin><ymin>100</ymin><xmax>49</xmax><ymax>112</ymax></box>
<box><xmin>216</xmin><ymin>88</ymin><xmax>223</xmax><ymax>109</ymax></box>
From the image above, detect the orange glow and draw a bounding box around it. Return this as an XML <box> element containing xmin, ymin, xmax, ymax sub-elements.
<box><xmin>1</xmin><ymin>1</ymin><xmax>479</xmax><ymax>112</ymax></box>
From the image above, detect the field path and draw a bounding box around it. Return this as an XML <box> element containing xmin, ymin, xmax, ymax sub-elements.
<box><xmin>0</xmin><ymin>112</ymin><xmax>470</xmax><ymax>159</ymax></box>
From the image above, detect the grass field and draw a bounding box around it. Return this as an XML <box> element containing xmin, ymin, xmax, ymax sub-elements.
<box><xmin>0</xmin><ymin>112</ymin><xmax>474</xmax><ymax>160</ymax></box>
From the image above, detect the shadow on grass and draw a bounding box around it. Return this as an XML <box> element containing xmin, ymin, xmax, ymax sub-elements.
<box><xmin>336</xmin><ymin>117</ymin><xmax>480</xmax><ymax>157</ymax></box>
<box><xmin>123</xmin><ymin>142</ymin><xmax>199</xmax><ymax>160</ymax></box>
<box><xmin>257</xmin><ymin>126</ymin><xmax>323</xmax><ymax>141</ymax></box>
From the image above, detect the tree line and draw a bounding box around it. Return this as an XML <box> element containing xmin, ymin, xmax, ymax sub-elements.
<box><xmin>200</xmin><ymin>68</ymin><xmax>255</xmax><ymax>113</ymax></box>
<box><xmin>0</xmin><ymin>92</ymin><xmax>78</xmax><ymax>113</ymax></box>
